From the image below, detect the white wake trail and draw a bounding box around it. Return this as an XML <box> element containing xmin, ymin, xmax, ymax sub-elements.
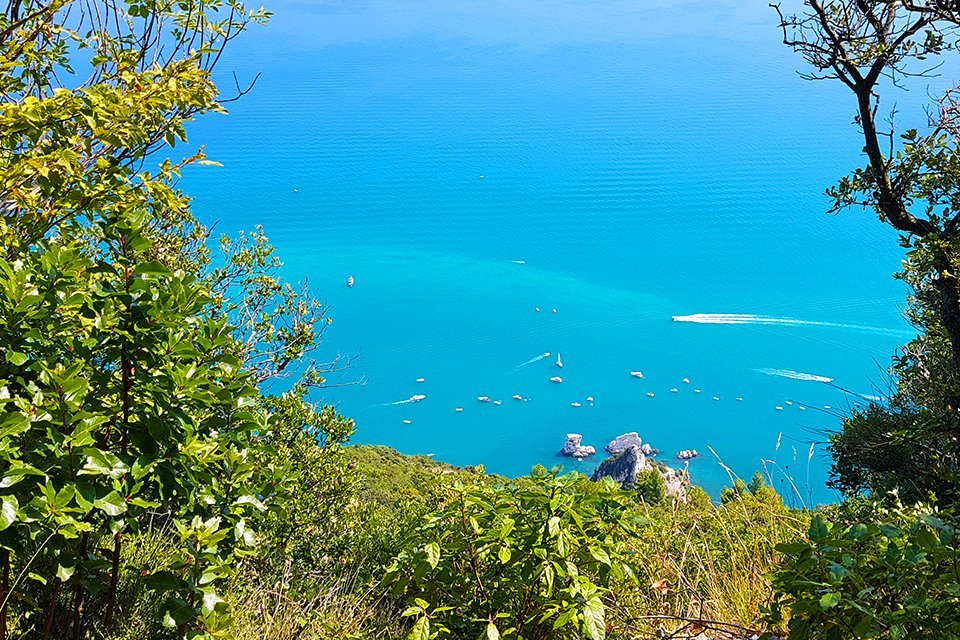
<box><xmin>756</xmin><ymin>368</ymin><xmax>834</xmax><ymax>383</ymax></box>
<box><xmin>515</xmin><ymin>352</ymin><xmax>551</xmax><ymax>368</ymax></box>
<box><xmin>672</xmin><ymin>313</ymin><xmax>902</xmax><ymax>335</ymax></box>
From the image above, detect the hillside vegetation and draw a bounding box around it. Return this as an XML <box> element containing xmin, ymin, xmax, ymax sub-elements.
<box><xmin>2</xmin><ymin>0</ymin><xmax>960</xmax><ymax>638</ymax></box>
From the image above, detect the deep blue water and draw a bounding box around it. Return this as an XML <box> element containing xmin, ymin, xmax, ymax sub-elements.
<box><xmin>180</xmin><ymin>1</ymin><xmax>957</xmax><ymax>504</ymax></box>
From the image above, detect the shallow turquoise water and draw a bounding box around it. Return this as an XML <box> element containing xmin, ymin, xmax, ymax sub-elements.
<box><xmin>180</xmin><ymin>1</ymin><xmax>953</xmax><ymax>504</ymax></box>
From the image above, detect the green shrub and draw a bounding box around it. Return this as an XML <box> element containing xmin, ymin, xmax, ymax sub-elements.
<box><xmin>770</xmin><ymin>503</ymin><xmax>960</xmax><ymax>639</ymax></box>
<box><xmin>634</xmin><ymin>469</ymin><xmax>667</xmax><ymax>505</ymax></box>
<box><xmin>383</xmin><ymin>466</ymin><xmax>641</xmax><ymax>640</ymax></box>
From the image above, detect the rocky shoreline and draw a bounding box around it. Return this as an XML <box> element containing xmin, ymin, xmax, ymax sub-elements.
<box><xmin>560</xmin><ymin>431</ymin><xmax>692</xmax><ymax>500</ymax></box>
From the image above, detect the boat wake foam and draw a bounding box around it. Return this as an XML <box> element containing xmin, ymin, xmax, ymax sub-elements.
<box><xmin>515</xmin><ymin>352</ymin><xmax>551</xmax><ymax>368</ymax></box>
<box><xmin>756</xmin><ymin>368</ymin><xmax>833</xmax><ymax>383</ymax></box>
<box><xmin>672</xmin><ymin>313</ymin><xmax>900</xmax><ymax>335</ymax></box>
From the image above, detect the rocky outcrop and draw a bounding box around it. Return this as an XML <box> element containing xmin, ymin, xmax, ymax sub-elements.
<box><xmin>605</xmin><ymin>432</ymin><xmax>643</xmax><ymax>455</ymax></box>
<box><xmin>591</xmin><ymin>445</ymin><xmax>687</xmax><ymax>500</ymax></box>
<box><xmin>676</xmin><ymin>449</ymin><xmax>699</xmax><ymax>460</ymax></box>
<box><xmin>640</xmin><ymin>443</ymin><xmax>658</xmax><ymax>456</ymax></box>
<box><xmin>560</xmin><ymin>433</ymin><xmax>595</xmax><ymax>458</ymax></box>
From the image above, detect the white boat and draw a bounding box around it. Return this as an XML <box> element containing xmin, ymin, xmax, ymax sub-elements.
<box><xmin>416</xmin><ymin>377</ymin><xmax>426</xmax><ymax>383</ymax></box>
<box><xmin>512</xmin><ymin>394</ymin><xmax>524</xmax><ymax>401</ymax></box>
<box><xmin>455</xmin><ymin>407</ymin><xmax>464</xmax><ymax>412</ymax></box>
<box><xmin>585</xmin><ymin>396</ymin><xmax>594</xmax><ymax>403</ymax></box>
<box><xmin>493</xmin><ymin>400</ymin><xmax>502</xmax><ymax>405</ymax></box>
<box><xmin>477</xmin><ymin>396</ymin><xmax>491</xmax><ymax>402</ymax></box>
<box><xmin>402</xmin><ymin>419</ymin><xmax>412</xmax><ymax>424</ymax></box>
<box><xmin>549</xmin><ymin>376</ymin><xmax>563</xmax><ymax>383</ymax></box>
<box><xmin>646</xmin><ymin>392</ymin><xmax>655</xmax><ymax>398</ymax></box>
<box><xmin>682</xmin><ymin>377</ymin><xmax>690</xmax><ymax>384</ymax></box>
<box><xmin>347</xmin><ymin>275</ymin><xmax>354</xmax><ymax>287</ymax></box>
<box><xmin>556</xmin><ymin>353</ymin><xmax>563</xmax><ymax>368</ymax></box>
<box><xmin>409</xmin><ymin>394</ymin><xmax>426</xmax><ymax>402</ymax></box>
<box><xmin>630</xmin><ymin>371</ymin><xmax>644</xmax><ymax>379</ymax></box>
<box><xmin>570</xmin><ymin>402</ymin><xmax>582</xmax><ymax>407</ymax></box>
<box><xmin>670</xmin><ymin>388</ymin><xmax>678</xmax><ymax>393</ymax></box>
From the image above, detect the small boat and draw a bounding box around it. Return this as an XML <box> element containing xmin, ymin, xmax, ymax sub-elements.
<box><xmin>416</xmin><ymin>377</ymin><xmax>426</xmax><ymax>383</ymax></box>
<box><xmin>410</xmin><ymin>394</ymin><xmax>426</xmax><ymax>402</ymax></box>
<box><xmin>647</xmin><ymin>392</ymin><xmax>655</xmax><ymax>398</ymax></box>
<box><xmin>736</xmin><ymin>397</ymin><xmax>743</xmax><ymax>401</ymax></box>
<box><xmin>713</xmin><ymin>396</ymin><xmax>720</xmax><ymax>401</ymax></box>
<box><xmin>347</xmin><ymin>275</ymin><xmax>355</xmax><ymax>287</ymax></box>
<box><xmin>455</xmin><ymin>407</ymin><xmax>464</xmax><ymax>412</ymax></box>
<box><xmin>552</xmin><ymin>308</ymin><xmax>557</xmax><ymax>313</ymax></box>
<box><xmin>549</xmin><ymin>376</ymin><xmax>563</xmax><ymax>383</ymax></box>
<box><xmin>512</xmin><ymin>394</ymin><xmax>524</xmax><ymax>401</ymax></box>
<box><xmin>776</xmin><ymin>406</ymin><xmax>784</xmax><ymax>411</ymax></box>
<box><xmin>824</xmin><ymin>405</ymin><xmax>832</xmax><ymax>410</ymax></box>
<box><xmin>535</xmin><ymin>307</ymin><xmax>541</xmax><ymax>312</ymax></box>
<box><xmin>630</xmin><ymin>371</ymin><xmax>644</xmax><ymax>379</ymax></box>
<box><xmin>477</xmin><ymin>396</ymin><xmax>491</xmax><ymax>403</ymax></box>
<box><xmin>798</xmin><ymin>406</ymin><xmax>806</xmax><ymax>411</ymax></box>
<box><xmin>493</xmin><ymin>400</ymin><xmax>502</xmax><ymax>405</ymax></box>
<box><xmin>512</xmin><ymin>260</ymin><xmax>526</xmax><ymax>265</ymax></box>
<box><xmin>570</xmin><ymin>402</ymin><xmax>582</xmax><ymax>407</ymax></box>
<box><xmin>694</xmin><ymin>389</ymin><xmax>701</xmax><ymax>393</ymax></box>
<box><xmin>785</xmin><ymin>400</ymin><xmax>793</xmax><ymax>405</ymax></box>
<box><xmin>670</xmin><ymin>388</ymin><xmax>679</xmax><ymax>393</ymax></box>
<box><xmin>556</xmin><ymin>353</ymin><xmax>563</xmax><ymax>368</ymax></box>
<box><xmin>682</xmin><ymin>377</ymin><xmax>690</xmax><ymax>384</ymax></box>
<box><xmin>585</xmin><ymin>396</ymin><xmax>594</xmax><ymax>403</ymax></box>
<box><xmin>402</xmin><ymin>419</ymin><xmax>412</xmax><ymax>424</ymax></box>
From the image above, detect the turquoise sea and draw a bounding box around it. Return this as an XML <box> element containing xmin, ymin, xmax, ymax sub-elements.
<box><xmin>181</xmin><ymin>1</ymin><xmax>955</xmax><ymax>504</ymax></box>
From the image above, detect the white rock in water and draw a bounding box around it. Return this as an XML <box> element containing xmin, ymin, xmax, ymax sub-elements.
<box><xmin>561</xmin><ymin>433</ymin><xmax>596</xmax><ymax>458</ymax></box>
<box><xmin>676</xmin><ymin>449</ymin><xmax>700</xmax><ymax>460</ymax></box>
<box><xmin>606</xmin><ymin>432</ymin><xmax>643</xmax><ymax>455</ymax></box>
<box><xmin>640</xmin><ymin>443</ymin><xmax>658</xmax><ymax>456</ymax></box>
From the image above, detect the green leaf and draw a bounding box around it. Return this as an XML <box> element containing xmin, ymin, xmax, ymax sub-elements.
<box><xmin>407</xmin><ymin>616</ymin><xmax>430</xmax><ymax>640</ymax></box>
<box><xmin>79</xmin><ymin>449</ymin><xmax>128</xmax><ymax>479</ymax></box>
<box><xmin>819</xmin><ymin>592</ymin><xmax>842</xmax><ymax>610</ymax></box>
<box><xmin>0</xmin><ymin>496</ymin><xmax>19</xmax><ymax>530</ymax></box>
<box><xmin>486</xmin><ymin>620</ymin><xmax>501</xmax><ymax>640</ymax></box>
<box><xmin>5</xmin><ymin>351</ymin><xmax>27</xmax><ymax>366</ymax></box>
<box><xmin>808</xmin><ymin>516</ymin><xmax>829</xmax><ymax>542</ymax></box>
<box><xmin>498</xmin><ymin>546</ymin><xmax>511</xmax><ymax>564</ymax></box>
<box><xmin>56</xmin><ymin>565</ymin><xmax>74</xmax><ymax>582</ymax></box>
<box><xmin>94</xmin><ymin>491</ymin><xmax>127</xmax><ymax>516</ymax></box>
<box><xmin>582</xmin><ymin>597</ymin><xmax>605</xmax><ymax>640</ymax></box>
<box><xmin>423</xmin><ymin>542</ymin><xmax>440</xmax><ymax>569</ymax></box>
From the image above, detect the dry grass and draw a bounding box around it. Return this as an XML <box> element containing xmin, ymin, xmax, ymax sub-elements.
<box><xmin>227</xmin><ymin>563</ymin><xmax>401</xmax><ymax>640</ymax></box>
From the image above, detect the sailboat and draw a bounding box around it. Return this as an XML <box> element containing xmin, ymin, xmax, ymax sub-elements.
<box><xmin>556</xmin><ymin>353</ymin><xmax>563</xmax><ymax>368</ymax></box>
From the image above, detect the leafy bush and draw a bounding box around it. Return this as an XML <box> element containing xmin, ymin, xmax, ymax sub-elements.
<box><xmin>383</xmin><ymin>466</ymin><xmax>641</xmax><ymax>640</ymax></box>
<box><xmin>634</xmin><ymin>469</ymin><xmax>666</xmax><ymax>505</ymax></box>
<box><xmin>770</xmin><ymin>503</ymin><xmax>960</xmax><ymax>639</ymax></box>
